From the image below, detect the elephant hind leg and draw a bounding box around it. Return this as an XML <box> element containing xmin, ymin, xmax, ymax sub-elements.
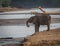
<box><xmin>47</xmin><ymin>24</ymin><xmax>50</xmax><ymax>31</ymax></box>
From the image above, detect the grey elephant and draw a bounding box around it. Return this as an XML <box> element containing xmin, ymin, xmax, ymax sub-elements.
<box><xmin>26</xmin><ymin>13</ymin><xmax>51</xmax><ymax>32</ymax></box>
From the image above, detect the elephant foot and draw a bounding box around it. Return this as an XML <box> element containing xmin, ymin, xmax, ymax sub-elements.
<box><xmin>46</xmin><ymin>30</ymin><xmax>49</xmax><ymax>31</ymax></box>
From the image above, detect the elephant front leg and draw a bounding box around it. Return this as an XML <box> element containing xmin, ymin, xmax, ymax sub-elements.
<box><xmin>35</xmin><ymin>24</ymin><xmax>40</xmax><ymax>33</ymax></box>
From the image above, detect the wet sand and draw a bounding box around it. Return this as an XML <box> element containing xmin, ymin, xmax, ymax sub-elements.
<box><xmin>0</xmin><ymin>18</ymin><xmax>60</xmax><ymax>26</ymax></box>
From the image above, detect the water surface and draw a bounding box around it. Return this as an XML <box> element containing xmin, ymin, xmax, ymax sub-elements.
<box><xmin>0</xmin><ymin>8</ymin><xmax>60</xmax><ymax>38</ymax></box>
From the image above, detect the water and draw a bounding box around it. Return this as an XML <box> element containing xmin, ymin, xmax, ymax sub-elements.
<box><xmin>0</xmin><ymin>23</ymin><xmax>60</xmax><ymax>46</ymax></box>
<box><xmin>0</xmin><ymin>8</ymin><xmax>60</xmax><ymax>38</ymax></box>
<box><xmin>0</xmin><ymin>41</ymin><xmax>21</xmax><ymax>46</ymax></box>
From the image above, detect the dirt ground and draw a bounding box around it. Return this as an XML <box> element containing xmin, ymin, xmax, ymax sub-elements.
<box><xmin>23</xmin><ymin>28</ymin><xmax>60</xmax><ymax>46</ymax></box>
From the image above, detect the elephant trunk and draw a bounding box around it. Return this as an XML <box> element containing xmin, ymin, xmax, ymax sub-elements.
<box><xmin>26</xmin><ymin>21</ymin><xmax>29</xmax><ymax>27</ymax></box>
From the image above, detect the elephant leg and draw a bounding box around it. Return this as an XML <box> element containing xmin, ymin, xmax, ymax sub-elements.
<box><xmin>47</xmin><ymin>24</ymin><xmax>50</xmax><ymax>31</ymax></box>
<box><xmin>35</xmin><ymin>24</ymin><xmax>40</xmax><ymax>33</ymax></box>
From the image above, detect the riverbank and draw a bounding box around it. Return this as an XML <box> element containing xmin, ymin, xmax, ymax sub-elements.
<box><xmin>0</xmin><ymin>7</ymin><xmax>18</xmax><ymax>12</ymax></box>
<box><xmin>0</xmin><ymin>7</ymin><xmax>31</xmax><ymax>12</ymax></box>
<box><xmin>23</xmin><ymin>28</ymin><xmax>60</xmax><ymax>46</ymax></box>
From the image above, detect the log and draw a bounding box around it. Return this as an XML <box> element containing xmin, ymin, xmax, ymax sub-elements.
<box><xmin>31</xmin><ymin>7</ymin><xmax>60</xmax><ymax>15</ymax></box>
<box><xmin>38</xmin><ymin>7</ymin><xmax>60</xmax><ymax>15</ymax></box>
<box><xmin>31</xmin><ymin>11</ymin><xmax>60</xmax><ymax>15</ymax></box>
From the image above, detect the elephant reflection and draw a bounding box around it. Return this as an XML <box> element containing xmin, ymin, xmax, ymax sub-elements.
<box><xmin>26</xmin><ymin>14</ymin><xmax>51</xmax><ymax>32</ymax></box>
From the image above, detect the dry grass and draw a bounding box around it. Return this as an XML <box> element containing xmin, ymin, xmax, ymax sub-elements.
<box><xmin>23</xmin><ymin>28</ymin><xmax>60</xmax><ymax>46</ymax></box>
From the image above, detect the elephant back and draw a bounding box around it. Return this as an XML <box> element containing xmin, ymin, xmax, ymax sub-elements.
<box><xmin>37</xmin><ymin>14</ymin><xmax>51</xmax><ymax>25</ymax></box>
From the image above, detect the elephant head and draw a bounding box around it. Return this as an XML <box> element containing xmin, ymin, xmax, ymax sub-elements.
<box><xmin>26</xmin><ymin>16</ymin><xmax>37</xmax><ymax>27</ymax></box>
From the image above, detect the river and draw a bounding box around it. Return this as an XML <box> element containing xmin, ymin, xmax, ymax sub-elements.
<box><xmin>0</xmin><ymin>8</ymin><xmax>60</xmax><ymax>38</ymax></box>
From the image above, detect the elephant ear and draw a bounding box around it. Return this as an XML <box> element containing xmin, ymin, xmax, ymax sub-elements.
<box><xmin>33</xmin><ymin>16</ymin><xmax>37</xmax><ymax>24</ymax></box>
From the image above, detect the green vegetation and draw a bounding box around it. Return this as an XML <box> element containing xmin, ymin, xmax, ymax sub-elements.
<box><xmin>0</xmin><ymin>0</ymin><xmax>60</xmax><ymax>8</ymax></box>
<box><xmin>0</xmin><ymin>0</ymin><xmax>11</xmax><ymax>7</ymax></box>
<box><xmin>11</xmin><ymin>0</ymin><xmax>60</xmax><ymax>8</ymax></box>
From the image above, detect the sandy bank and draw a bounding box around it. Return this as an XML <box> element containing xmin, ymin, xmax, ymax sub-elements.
<box><xmin>23</xmin><ymin>28</ymin><xmax>60</xmax><ymax>46</ymax></box>
<box><xmin>0</xmin><ymin>7</ymin><xmax>30</xmax><ymax>12</ymax></box>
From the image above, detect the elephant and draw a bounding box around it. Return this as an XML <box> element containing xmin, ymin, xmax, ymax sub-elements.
<box><xmin>26</xmin><ymin>13</ymin><xmax>51</xmax><ymax>32</ymax></box>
